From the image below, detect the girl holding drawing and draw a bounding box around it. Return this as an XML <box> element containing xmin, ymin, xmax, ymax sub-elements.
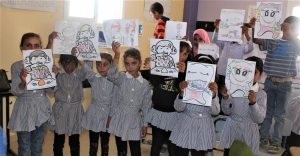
<box><xmin>191</xmin><ymin>29</ymin><xmax>211</xmax><ymax>58</ymax></box>
<box><xmin>169</xmin><ymin>55</ymin><xmax>220</xmax><ymax>156</ymax></box>
<box><xmin>106</xmin><ymin>48</ymin><xmax>152</xmax><ymax>156</ymax></box>
<box><xmin>8</xmin><ymin>32</ymin><xmax>57</xmax><ymax>156</ymax></box>
<box><xmin>220</xmin><ymin>56</ymin><xmax>267</xmax><ymax>156</ymax></box>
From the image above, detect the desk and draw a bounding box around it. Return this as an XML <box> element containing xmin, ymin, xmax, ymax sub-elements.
<box><xmin>0</xmin><ymin>91</ymin><xmax>17</xmax><ymax>156</ymax></box>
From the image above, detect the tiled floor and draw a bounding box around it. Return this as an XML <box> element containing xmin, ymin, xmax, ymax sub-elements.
<box><xmin>9</xmin><ymin>129</ymin><xmax>284</xmax><ymax>156</ymax></box>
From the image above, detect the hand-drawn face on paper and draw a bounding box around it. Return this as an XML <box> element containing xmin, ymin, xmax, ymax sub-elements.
<box><xmin>225</xmin><ymin>59</ymin><xmax>256</xmax><ymax>97</ymax></box>
<box><xmin>165</xmin><ymin>21</ymin><xmax>187</xmax><ymax>40</ymax></box>
<box><xmin>254</xmin><ymin>2</ymin><xmax>282</xmax><ymax>39</ymax></box>
<box><xmin>23</xmin><ymin>49</ymin><xmax>56</xmax><ymax>90</ymax></box>
<box><xmin>150</xmin><ymin>39</ymin><xmax>180</xmax><ymax>78</ymax></box>
<box><xmin>183</xmin><ymin>62</ymin><xmax>216</xmax><ymax>106</ymax></box>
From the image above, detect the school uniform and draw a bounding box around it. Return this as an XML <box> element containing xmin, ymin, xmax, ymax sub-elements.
<box><xmin>220</xmin><ymin>83</ymin><xmax>267</xmax><ymax>156</ymax></box>
<box><xmin>107</xmin><ymin>65</ymin><xmax>152</xmax><ymax>156</ymax></box>
<box><xmin>8</xmin><ymin>60</ymin><xmax>53</xmax><ymax>156</ymax></box>
<box><xmin>169</xmin><ymin>95</ymin><xmax>220</xmax><ymax>154</ymax></box>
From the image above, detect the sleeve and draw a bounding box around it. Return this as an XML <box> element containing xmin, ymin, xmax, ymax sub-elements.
<box><xmin>76</xmin><ymin>63</ymin><xmax>94</xmax><ymax>81</ymax></box>
<box><xmin>242</xmin><ymin>41</ymin><xmax>254</xmax><ymax>54</ymax></box>
<box><xmin>157</xmin><ymin>20</ymin><xmax>166</xmax><ymax>39</ymax></box>
<box><xmin>107</xmin><ymin>64</ymin><xmax>125</xmax><ymax>86</ymax></box>
<box><xmin>10</xmin><ymin>63</ymin><xmax>25</xmax><ymax>96</ymax></box>
<box><xmin>174</xmin><ymin>95</ymin><xmax>187</xmax><ymax>112</ymax></box>
<box><xmin>213</xmin><ymin>31</ymin><xmax>225</xmax><ymax>49</ymax></box>
<box><xmin>258</xmin><ymin>39</ymin><xmax>270</xmax><ymax>51</ymax></box>
<box><xmin>221</xmin><ymin>96</ymin><xmax>233</xmax><ymax>115</ymax></box>
<box><xmin>210</xmin><ymin>96</ymin><xmax>220</xmax><ymax>116</ymax></box>
<box><xmin>249</xmin><ymin>90</ymin><xmax>267</xmax><ymax>123</ymax></box>
<box><xmin>141</xmin><ymin>83</ymin><xmax>153</xmax><ymax>126</ymax></box>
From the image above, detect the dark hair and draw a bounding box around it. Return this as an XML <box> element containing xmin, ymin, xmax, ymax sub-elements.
<box><xmin>97</xmin><ymin>53</ymin><xmax>113</xmax><ymax>64</ymax></box>
<box><xmin>245</xmin><ymin>56</ymin><xmax>264</xmax><ymax>73</ymax></box>
<box><xmin>59</xmin><ymin>54</ymin><xmax>79</xmax><ymax>67</ymax></box>
<box><xmin>284</xmin><ymin>16</ymin><xmax>300</xmax><ymax>25</ymax></box>
<box><xmin>29</xmin><ymin>50</ymin><xmax>48</xmax><ymax>60</ymax></box>
<box><xmin>123</xmin><ymin>48</ymin><xmax>142</xmax><ymax>63</ymax></box>
<box><xmin>20</xmin><ymin>32</ymin><xmax>42</xmax><ymax>47</ymax></box>
<box><xmin>194</xmin><ymin>54</ymin><xmax>216</xmax><ymax>64</ymax></box>
<box><xmin>180</xmin><ymin>41</ymin><xmax>191</xmax><ymax>53</ymax></box>
<box><xmin>150</xmin><ymin>2</ymin><xmax>164</xmax><ymax>14</ymax></box>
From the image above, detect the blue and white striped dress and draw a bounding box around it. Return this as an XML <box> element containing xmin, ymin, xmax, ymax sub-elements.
<box><xmin>51</xmin><ymin>64</ymin><xmax>89</xmax><ymax>135</ymax></box>
<box><xmin>169</xmin><ymin>96</ymin><xmax>220</xmax><ymax>151</ymax></box>
<box><xmin>107</xmin><ymin>65</ymin><xmax>152</xmax><ymax>141</ymax></box>
<box><xmin>220</xmin><ymin>87</ymin><xmax>267</xmax><ymax>156</ymax></box>
<box><xmin>8</xmin><ymin>60</ymin><xmax>53</xmax><ymax>132</ymax></box>
<box><xmin>81</xmin><ymin>71</ymin><xmax>115</xmax><ymax>132</ymax></box>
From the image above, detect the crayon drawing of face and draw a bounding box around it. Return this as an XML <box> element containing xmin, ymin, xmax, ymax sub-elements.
<box><xmin>259</xmin><ymin>3</ymin><xmax>281</xmax><ymax>24</ymax></box>
<box><xmin>155</xmin><ymin>40</ymin><xmax>177</xmax><ymax>56</ymax></box>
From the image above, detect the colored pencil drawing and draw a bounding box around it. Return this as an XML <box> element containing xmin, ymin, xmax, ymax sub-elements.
<box><xmin>23</xmin><ymin>49</ymin><xmax>56</xmax><ymax>90</ymax></box>
<box><xmin>150</xmin><ymin>39</ymin><xmax>180</xmax><ymax>77</ymax></box>
<box><xmin>198</xmin><ymin>43</ymin><xmax>219</xmax><ymax>59</ymax></box>
<box><xmin>225</xmin><ymin>59</ymin><xmax>256</xmax><ymax>97</ymax></box>
<box><xmin>183</xmin><ymin>62</ymin><xmax>216</xmax><ymax>106</ymax></box>
<box><xmin>254</xmin><ymin>2</ymin><xmax>282</xmax><ymax>39</ymax></box>
<box><xmin>165</xmin><ymin>21</ymin><xmax>187</xmax><ymax>40</ymax></box>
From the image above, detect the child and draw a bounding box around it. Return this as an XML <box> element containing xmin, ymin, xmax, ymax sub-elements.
<box><xmin>144</xmin><ymin>41</ymin><xmax>190</xmax><ymax>156</ymax></box>
<box><xmin>81</xmin><ymin>41</ymin><xmax>121</xmax><ymax>156</ymax></box>
<box><xmin>192</xmin><ymin>29</ymin><xmax>211</xmax><ymax>58</ymax></box>
<box><xmin>52</xmin><ymin>53</ymin><xmax>89</xmax><ymax>156</ymax></box>
<box><xmin>220</xmin><ymin>56</ymin><xmax>267</xmax><ymax>156</ymax></box>
<box><xmin>169</xmin><ymin>55</ymin><xmax>220</xmax><ymax>156</ymax></box>
<box><xmin>150</xmin><ymin>2</ymin><xmax>170</xmax><ymax>39</ymax></box>
<box><xmin>8</xmin><ymin>32</ymin><xmax>56</xmax><ymax>156</ymax></box>
<box><xmin>252</xmin><ymin>16</ymin><xmax>300</xmax><ymax>153</ymax></box>
<box><xmin>107</xmin><ymin>48</ymin><xmax>152</xmax><ymax>156</ymax></box>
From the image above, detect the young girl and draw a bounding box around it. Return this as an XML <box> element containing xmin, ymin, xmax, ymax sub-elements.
<box><xmin>52</xmin><ymin>54</ymin><xmax>89</xmax><ymax>156</ymax></box>
<box><xmin>192</xmin><ymin>29</ymin><xmax>211</xmax><ymax>58</ymax></box>
<box><xmin>220</xmin><ymin>56</ymin><xmax>267</xmax><ymax>156</ymax></box>
<box><xmin>81</xmin><ymin>42</ymin><xmax>121</xmax><ymax>156</ymax></box>
<box><xmin>169</xmin><ymin>55</ymin><xmax>220</xmax><ymax>156</ymax></box>
<box><xmin>8</xmin><ymin>32</ymin><xmax>55</xmax><ymax>156</ymax></box>
<box><xmin>144</xmin><ymin>41</ymin><xmax>190</xmax><ymax>156</ymax></box>
<box><xmin>107</xmin><ymin>48</ymin><xmax>152</xmax><ymax>156</ymax></box>
<box><xmin>150</xmin><ymin>2</ymin><xmax>170</xmax><ymax>39</ymax></box>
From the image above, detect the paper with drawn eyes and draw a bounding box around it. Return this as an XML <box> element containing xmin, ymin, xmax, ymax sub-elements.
<box><xmin>183</xmin><ymin>62</ymin><xmax>216</xmax><ymax>106</ymax></box>
<box><xmin>225</xmin><ymin>59</ymin><xmax>256</xmax><ymax>97</ymax></box>
<box><xmin>165</xmin><ymin>21</ymin><xmax>187</xmax><ymax>40</ymax></box>
<box><xmin>23</xmin><ymin>49</ymin><xmax>56</xmax><ymax>90</ymax></box>
<box><xmin>254</xmin><ymin>2</ymin><xmax>282</xmax><ymax>39</ymax></box>
<box><xmin>198</xmin><ymin>43</ymin><xmax>219</xmax><ymax>59</ymax></box>
<box><xmin>150</xmin><ymin>39</ymin><xmax>180</xmax><ymax>78</ymax></box>
<box><xmin>218</xmin><ymin>9</ymin><xmax>245</xmax><ymax>43</ymax></box>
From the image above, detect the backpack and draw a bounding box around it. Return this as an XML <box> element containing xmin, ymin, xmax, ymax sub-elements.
<box><xmin>0</xmin><ymin>69</ymin><xmax>11</xmax><ymax>92</ymax></box>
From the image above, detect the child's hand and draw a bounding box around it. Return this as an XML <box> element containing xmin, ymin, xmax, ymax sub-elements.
<box><xmin>208</xmin><ymin>82</ymin><xmax>218</xmax><ymax>98</ymax></box>
<box><xmin>179</xmin><ymin>81</ymin><xmax>188</xmax><ymax>96</ymax></box>
<box><xmin>177</xmin><ymin>62</ymin><xmax>186</xmax><ymax>73</ymax></box>
<box><xmin>71</xmin><ymin>47</ymin><xmax>78</xmax><ymax>56</ymax></box>
<box><xmin>112</xmin><ymin>41</ymin><xmax>121</xmax><ymax>55</ymax></box>
<box><xmin>141</xmin><ymin>126</ymin><xmax>147</xmax><ymax>138</ymax></box>
<box><xmin>19</xmin><ymin>68</ymin><xmax>27</xmax><ymax>89</ymax></box>
<box><xmin>242</xmin><ymin>25</ymin><xmax>251</xmax><ymax>41</ymax></box>
<box><xmin>248</xmin><ymin>90</ymin><xmax>256</xmax><ymax>105</ymax></box>
<box><xmin>214</xmin><ymin>19</ymin><xmax>221</xmax><ymax>30</ymax></box>
<box><xmin>46</xmin><ymin>32</ymin><xmax>58</xmax><ymax>49</ymax></box>
<box><xmin>143</xmin><ymin>57</ymin><xmax>150</xmax><ymax>70</ymax></box>
<box><xmin>106</xmin><ymin>116</ymin><xmax>112</xmax><ymax>128</ymax></box>
<box><xmin>249</xmin><ymin>17</ymin><xmax>256</xmax><ymax>28</ymax></box>
<box><xmin>220</xmin><ymin>86</ymin><xmax>229</xmax><ymax>100</ymax></box>
<box><xmin>52</xmin><ymin>64</ymin><xmax>60</xmax><ymax>75</ymax></box>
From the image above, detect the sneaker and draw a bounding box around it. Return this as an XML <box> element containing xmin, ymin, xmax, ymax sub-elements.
<box><xmin>267</xmin><ymin>142</ymin><xmax>281</xmax><ymax>154</ymax></box>
<box><xmin>260</xmin><ymin>138</ymin><xmax>269</xmax><ymax>149</ymax></box>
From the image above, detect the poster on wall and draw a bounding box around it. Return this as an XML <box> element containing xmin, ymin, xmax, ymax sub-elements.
<box><xmin>165</xmin><ymin>21</ymin><xmax>187</xmax><ymax>40</ymax></box>
<box><xmin>23</xmin><ymin>49</ymin><xmax>56</xmax><ymax>90</ymax></box>
<box><xmin>1</xmin><ymin>0</ymin><xmax>57</xmax><ymax>12</ymax></box>
<box><xmin>254</xmin><ymin>2</ymin><xmax>283</xmax><ymax>39</ymax></box>
<box><xmin>183</xmin><ymin>62</ymin><xmax>216</xmax><ymax>106</ymax></box>
<box><xmin>218</xmin><ymin>9</ymin><xmax>245</xmax><ymax>43</ymax></box>
<box><xmin>150</xmin><ymin>39</ymin><xmax>180</xmax><ymax>77</ymax></box>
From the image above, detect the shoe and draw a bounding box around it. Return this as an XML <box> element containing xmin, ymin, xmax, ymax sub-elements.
<box><xmin>267</xmin><ymin>142</ymin><xmax>281</xmax><ymax>154</ymax></box>
<box><xmin>260</xmin><ymin>138</ymin><xmax>269</xmax><ymax>149</ymax></box>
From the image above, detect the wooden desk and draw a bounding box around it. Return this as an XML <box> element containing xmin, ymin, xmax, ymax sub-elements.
<box><xmin>0</xmin><ymin>91</ymin><xmax>17</xmax><ymax>156</ymax></box>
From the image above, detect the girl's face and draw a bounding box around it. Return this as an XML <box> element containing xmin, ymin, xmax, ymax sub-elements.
<box><xmin>179</xmin><ymin>48</ymin><xmax>189</xmax><ymax>62</ymax></box>
<box><xmin>96</xmin><ymin>59</ymin><xmax>111</xmax><ymax>77</ymax></box>
<box><xmin>20</xmin><ymin>37</ymin><xmax>42</xmax><ymax>51</ymax></box>
<box><xmin>63</xmin><ymin>63</ymin><xmax>77</xmax><ymax>74</ymax></box>
<box><xmin>31</xmin><ymin>56</ymin><xmax>46</xmax><ymax>64</ymax></box>
<box><xmin>124</xmin><ymin>56</ymin><xmax>141</xmax><ymax>77</ymax></box>
<box><xmin>193</xmin><ymin>34</ymin><xmax>204</xmax><ymax>46</ymax></box>
<box><xmin>253</xmin><ymin>69</ymin><xmax>261</xmax><ymax>84</ymax></box>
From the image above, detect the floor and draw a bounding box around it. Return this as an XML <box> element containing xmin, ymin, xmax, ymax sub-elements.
<box><xmin>9</xmin><ymin>129</ymin><xmax>284</xmax><ymax>156</ymax></box>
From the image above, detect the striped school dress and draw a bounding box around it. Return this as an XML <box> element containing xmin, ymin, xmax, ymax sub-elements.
<box><xmin>81</xmin><ymin>72</ymin><xmax>115</xmax><ymax>132</ymax></box>
<box><xmin>51</xmin><ymin>65</ymin><xmax>89</xmax><ymax>135</ymax></box>
<box><xmin>169</xmin><ymin>96</ymin><xmax>220</xmax><ymax>151</ymax></box>
<box><xmin>8</xmin><ymin>60</ymin><xmax>53</xmax><ymax>132</ymax></box>
<box><xmin>107</xmin><ymin>65</ymin><xmax>152</xmax><ymax>141</ymax></box>
<box><xmin>220</xmin><ymin>87</ymin><xmax>267</xmax><ymax>156</ymax></box>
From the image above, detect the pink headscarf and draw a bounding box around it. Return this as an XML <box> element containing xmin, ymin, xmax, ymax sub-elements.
<box><xmin>193</xmin><ymin>29</ymin><xmax>210</xmax><ymax>56</ymax></box>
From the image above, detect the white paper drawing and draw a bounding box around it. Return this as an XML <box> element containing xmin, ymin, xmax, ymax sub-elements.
<box><xmin>102</xmin><ymin>19</ymin><xmax>139</xmax><ymax>47</ymax></box>
<box><xmin>165</xmin><ymin>21</ymin><xmax>187</xmax><ymax>40</ymax></box>
<box><xmin>218</xmin><ymin>9</ymin><xmax>245</xmax><ymax>42</ymax></box>
<box><xmin>198</xmin><ymin>43</ymin><xmax>219</xmax><ymax>59</ymax></box>
<box><xmin>150</xmin><ymin>39</ymin><xmax>180</xmax><ymax>77</ymax></box>
<box><xmin>254</xmin><ymin>2</ymin><xmax>282</xmax><ymax>39</ymax></box>
<box><xmin>183</xmin><ymin>62</ymin><xmax>216</xmax><ymax>106</ymax></box>
<box><xmin>225</xmin><ymin>59</ymin><xmax>256</xmax><ymax>97</ymax></box>
<box><xmin>23</xmin><ymin>49</ymin><xmax>56</xmax><ymax>90</ymax></box>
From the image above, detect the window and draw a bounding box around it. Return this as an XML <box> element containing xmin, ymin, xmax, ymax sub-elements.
<box><xmin>292</xmin><ymin>6</ymin><xmax>300</xmax><ymax>39</ymax></box>
<box><xmin>65</xmin><ymin>0</ymin><xmax>124</xmax><ymax>24</ymax></box>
